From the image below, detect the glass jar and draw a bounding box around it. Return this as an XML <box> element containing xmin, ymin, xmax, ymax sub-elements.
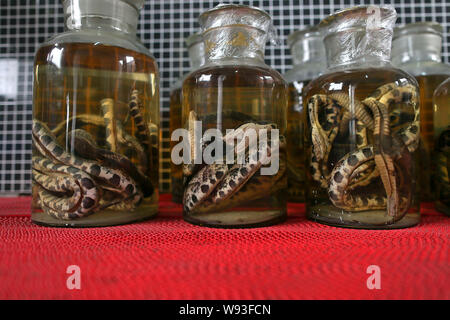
<box><xmin>433</xmin><ymin>77</ymin><xmax>450</xmax><ymax>216</ymax></box>
<box><xmin>32</xmin><ymin>0</ymin><xmax>159</xmax><ymax>227</ymax></box>
<box><xmin>392</xmin><ymin>22</ymin><xmax>450</xmax><ymax>202</ymax></box>
<box><xmin>304</xmin><ymin>6</ymin><xmax>420</xmax><ymax>229</ymax></box>
<box><xmin>181</xmin><ymin>4</ymin><xmax>288</xmax><ymax>228</ymax></box>
<box><xmin>169</xmin><ymin>33</ymin><xmax>205</xmax><ymax>204</ymax></box>
<box><xmin>284</xmin><ymin>26</ymin><xmax>326</xmax><ymax>202</ymax></box>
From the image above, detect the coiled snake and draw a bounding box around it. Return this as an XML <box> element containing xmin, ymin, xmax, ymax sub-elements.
<box><xmin>183</xmin><ymin>111</ymin><xmax>286</xmax><ymax>214</ymax></box>
<box><xmin>308</xmin><ymin>82</ymin><xmax>419</xmax><ymax>221</ymax></box>
<box><xmin>32</xmin><ymin>90</ymin><xmax>157</xmax><ymax>220</ymax></box>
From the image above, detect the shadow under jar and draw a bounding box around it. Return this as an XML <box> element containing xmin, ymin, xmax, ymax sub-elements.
<box><xmin>303</xmin><ymin>6</ymin><xmax>420</xmax><ymax>229</ymax></box>
<box><xmin>32</xmin><ymin>0</ymin><xmax>159</xmax><ymax>227</ymax></box>
<box><xmin>181</xmin><ymin>4</ymin><xmax>288</xmax><ymax>228</ymax></box>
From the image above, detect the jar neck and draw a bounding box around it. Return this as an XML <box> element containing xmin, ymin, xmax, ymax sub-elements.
<box><xmin>325</xmin><ymin>27</ymin><xmax>393</xmax><ymax>69</ymax></box>
<box><xmin>290</xmin><ymin>37</ymin><xmax>325</xmax><ymax>66</ymax></box>
<box><xmin>392</xmin><ymin>33</ymin><xmax>442</xmax><ymax>65</ymax></box>
<box><xmin>63</xmin><ymin>0</ymin><xmax>139</xmax><ymax>34</ymax></box>
<box><xmin>203</xmin><ymin>25</ymin><xmax>267</xmax><ymax>63</ymax></box>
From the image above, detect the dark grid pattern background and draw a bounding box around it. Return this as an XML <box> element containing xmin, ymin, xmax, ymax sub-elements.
<box><xmin>0</xmin><ymin>0</ymin><xmax>449</xmax><ymax>194</ymax></box>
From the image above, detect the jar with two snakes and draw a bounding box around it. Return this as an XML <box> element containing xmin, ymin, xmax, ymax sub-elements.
<box><xmin>303</xmin><ymin>6</ymin><xmax>421</xmax><ymax>229</ymax></box>
<box><xmin>31</xmin><ymin>0</ymin><xmax>160</xmax><ymax>227</ymax></box>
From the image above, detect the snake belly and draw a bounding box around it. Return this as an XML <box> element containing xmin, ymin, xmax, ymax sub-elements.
<box><xmin>308</xmin><ymin>82</ymin><xmax>419</xmax><ymax>220</ymax></box>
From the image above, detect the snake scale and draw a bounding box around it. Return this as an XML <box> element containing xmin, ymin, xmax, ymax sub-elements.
<box><xmin>308</xmin><ymin>82</ymin><xmax>420</xmax><ymax>221</ymax></box>
<box><xmin>32</xmin><ymin>89</ymin><xmax>156</xmax><ymax>220</ymax></box>
<box><xmin>183</xmin><ymin>111</ymin><xmax>286</xmax><ymax>214</ymax></box>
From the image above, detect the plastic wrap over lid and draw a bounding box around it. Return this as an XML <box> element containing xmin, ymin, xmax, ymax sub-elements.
<box><xmin>198</xmin><ymin>4</ymin><xmax>279</xmax><ymax>45</ymax></box>
<box><xmin>320</xmin><ymin>5</ymin><xmax>397</xmax><ymax>68</ymax></box>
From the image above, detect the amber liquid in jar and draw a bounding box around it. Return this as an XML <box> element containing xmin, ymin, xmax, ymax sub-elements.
<box><xmin>304</xmin><ymin>68</ymin><xmax>420</xmax><ymax>229</ymax></box>
<box><xmin>182</xmin><ymin>65</ymin><xmax>288</xmax><ymax>227</ymax></box>
<box><xmin>32</xmin><ymin>43</ymin><xmax>159</xmax><ymax>227</ymax></box>
<box><xmin>433</xmin><ymin>79</ymin><xmax>450</xmax><ymax>216</ymax></box>
<box><xmin>415</xmin><ymin>75</ymin><xmax>450</xmax><ymax>201</ymax></box>
<box><xmin>169</xmin><ymin>87</ymin><xmax>183</xmax><ymax>203</ymax></box>
<box><xmin>286</xmin><ymin>81</ymin><xmax>308</xmax><ymax>202</ymax></box>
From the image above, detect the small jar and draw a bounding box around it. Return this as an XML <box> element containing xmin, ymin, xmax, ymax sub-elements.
<box><xmin>433</xmin><ymin>77</ymin><xmax>450</xmax><ymax>216</ymax></box>
<box><xmin>284</xmin><ymin>26</ymin><xmax>326</xmax><ymax>202</ymax></box>
<box><xmin>32</xmin><ymin>0</ymin><xmax>160</xmax><ymax>227</ymax></box>
<box><xmin>392</xmin><ymin>22</ymin><xmax>450</xmax><ymax>202</ymax></box>
<box><xmin>304</xmin><ymin>6</ymin><xmax>420</xmax><ymax>229</ymax></box>
<box><xmin>181</xmin><ymin>4</ymin><xmax>288</xmax><ymax>228</ymax></box>
<box><xmin>169</xmin><ymin>33</ymin><xmax>205</xmax><ymax>204</ymax></box>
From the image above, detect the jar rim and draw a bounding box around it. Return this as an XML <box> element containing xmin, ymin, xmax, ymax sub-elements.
<box><xmin>198</xmin><ymin>4</ymin><xmax>272</xmax><ymax>26</ymax></box>
<box><xmin>62</xmin><ymin>0</ymin><xmax>144</xmax><ymax>10</ymax></box>
<box><xmin>202</xmin><ymin>24</ymin><xmax>267</xmax><ymax>37</ymax></box>
<box><xmin>287</xmin><ymin>25</ymin><xmax>322</xmax><ymax>48</ymax></box>
<box><xmin>394</xmin><ymin>22</ymin><xmax>443</xmax><ymax>40</ymax></box>
<box><xmin>319</xmin><ymin>5</ymin><xmax>397</xmax><ymax>34</ymax></box>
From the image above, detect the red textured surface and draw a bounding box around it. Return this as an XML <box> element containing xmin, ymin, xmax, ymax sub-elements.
<box><xmin>0</xmin><ymin>195</ymin><xmax>448</xmax><ymax>300</ymax></box>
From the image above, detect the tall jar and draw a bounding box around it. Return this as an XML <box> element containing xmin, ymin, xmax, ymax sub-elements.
<box><xmin>169</xmin><ymin>33</ymin><xmax>205</xmax><ymax>204</ymax></box>
<box><xmin>433</xmin><ymin>77</ymin><xmax>450</xmax><ymax>216</ymax></box>
<box><xmin>392</xmin><ymin>22</ymin><xmax>450</xmax><ymax>202</ymax></box>
<box><xmin>284</xmin><ymin>26</ymin><xmax>326</xmax><ymax>202</ymax></box>
<box><xmin>304</xmin><ymin>6</ymin><xmax>420</xmax><ymax>229</ymax></box>
<box><xmin>181</xmin><ymin>4</ymin><xmax>288</xmax><ymax>228</ymax></box>
<box><xmin>32</xmin><ymin>0</ymin><xmax>159</xmax><ymax>227</ymax></box>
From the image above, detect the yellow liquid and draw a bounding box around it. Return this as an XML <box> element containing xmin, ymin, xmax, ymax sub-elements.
<box><xmin>416</xmin><ymin>75</ymin><xmax>450</xmax><ymax>201</ymax></box>
<box><xmin>32</xmin><ymin>43</ymin><xmax>159</xmax><ymax>227</ymax></box>
<box><xmin>182</xmin><ymin>64</ymin><xmax>288</xmax><ymax>228</ymax></box>
<box><xmin>304</xmin><ymin>68</ymin><xmax>420</xmax><ymax>229</ymax></box>
<box><xmin>433</xmin><ymin>78</ymin><xmax>450</xmax><ymax>216</ymax></box>
<box><xmin>169</xmin><ymin>87</ymin><xmax>183</xmax><ymax>203</ymax></box>
<box><xmin>286</xmin><ymin>81</ymin><xmax>308</xmax><ymax>202</ymax></box>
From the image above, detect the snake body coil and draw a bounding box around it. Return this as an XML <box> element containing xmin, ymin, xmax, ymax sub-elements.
<box><xmin>33</xmin><ymin>90</ymin><xmax>156</xmax><ymax>220</ymax></box>
<box><xmin>308</xmin><ymin>81</ymin><xmax>419</xmax><ymax>222</ymax></box>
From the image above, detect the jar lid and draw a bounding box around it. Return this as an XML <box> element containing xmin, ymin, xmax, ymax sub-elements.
<box><xmin>198</xmin><ymin>4</ymin><xmax>271</xmax><ymax>30</ymax></box>
<box><xmin>62</xmin><ymin>0</ymin><xmax>144</xmax><ymax>10</ymax></box>
<box><xmin>287</xmin><ymin>25</ymin><xmax>322</xmax><ymax>48</ymax></box>
<box><xmin>63</xmin><ymin>0</ymin><xmax>142</xmax><ymax>29</ymax></box>
<box><xmin>394</xmin><ymin>22</ymin><xmax>443</xmax><ymax>40</ymax></box>
<box><xmin>198</xmin><ymin>4</ymin><xmax>278</xmax><ymax>45</ymax></box>
<box><xmin>185</xmin><ymin>33</ymin><xmax>203</xmax><ymax>48</ymax></box>
<box><xmin>320</xmin><ymin>5</ymin><xmax>397</xmax><ymax>36</ymax></box>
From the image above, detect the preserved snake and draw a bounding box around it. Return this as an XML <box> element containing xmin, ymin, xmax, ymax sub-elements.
<box><xmin>32</xmin><ymin>90</ymin><xmax>156</xmax><ymax>220</ymax></box>
<box><xmin>308</xmin><ymin>82</ymin><xmax>419</xmax><ymax>221</ymax></box>
<box><xmin>183</xmin><ymin>111</ymin><xmax>286</xmax><ymax>214</ymax></box>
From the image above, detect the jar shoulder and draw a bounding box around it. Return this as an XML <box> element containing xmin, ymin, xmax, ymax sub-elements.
<box><xmin>304</xmin><ymin>66</ymin><xmax>419</xmax><ymax>98</ymax></box>
<box><xmin>284</xmin><ymin>64</ymin><xmax>325</xmax><ymax>83</ymax></box>
<box><xmin>395</xmin><ymin>61</ymin><xmax>450</xmax><ymax>77</ymax></box>
<box><xmin>37</xmin><ymin>29</ymin><xmax>155</xmax><ymax>61</ymax></box>
<box><xmin>183</xmin><ymin>61</ymin><xmax>287</xmax><ymax>88</ymax></box>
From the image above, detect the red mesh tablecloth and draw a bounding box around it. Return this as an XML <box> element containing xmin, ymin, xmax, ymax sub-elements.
<box><xmin>0</xmin><ymin>195</ymin><xmax>448</xmax><ymax>300</ymax></box>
